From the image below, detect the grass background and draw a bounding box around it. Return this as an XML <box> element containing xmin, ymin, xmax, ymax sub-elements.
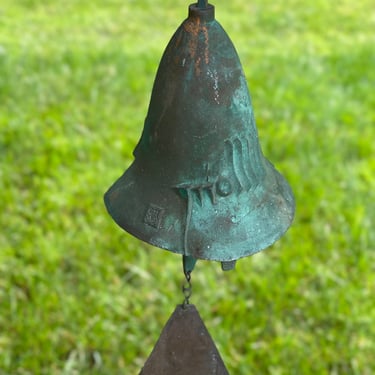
<box><xmin>0</xmin><ymin>0</ymin><xmax>374</xmax><ymax>374</ymax></box>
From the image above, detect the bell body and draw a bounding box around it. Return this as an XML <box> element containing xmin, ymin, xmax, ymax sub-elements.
<box><xmin>104</xmin><ymin>4</ymin><xmax>295</xmax><ymax>262</ymax></box>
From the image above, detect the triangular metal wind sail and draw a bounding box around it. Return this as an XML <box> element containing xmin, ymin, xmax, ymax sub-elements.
<box><xmin>139</xmin><ymin>304</ymin><xmax>229</xmax><ymax>375</ymax></box>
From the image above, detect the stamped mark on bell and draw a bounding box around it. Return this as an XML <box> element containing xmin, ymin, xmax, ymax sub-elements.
<box><xmin>144</xmin><ymin>204</ymin><xmax>165</xmax><ymax>229</ymax></box>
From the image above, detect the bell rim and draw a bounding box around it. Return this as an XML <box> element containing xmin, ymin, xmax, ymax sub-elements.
<box><xmin>104</xmin><ymin>162</ymin><xmax>295</xmax><ymax>262</ymax></box>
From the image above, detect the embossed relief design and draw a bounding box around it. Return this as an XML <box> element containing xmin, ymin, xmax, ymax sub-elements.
<box><xmin>175</xmin><ymin>136</ymin><xmax>265</xmax><ymax>255</ymax></box>
<box><xmin>224</xmin><ymin>136</ymin><xmax>265</xmax><ymax>193</ymax></box>
<box><xmin>144</xmin><ymin>204</ymin><xmax>165</xmax><ymax>229</ymax></box>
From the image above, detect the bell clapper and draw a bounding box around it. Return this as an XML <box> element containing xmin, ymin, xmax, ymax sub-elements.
<box><xmin>221</xmin><ymin>260</ymin><xmax>237</xmax><ymax>271</ymax></box>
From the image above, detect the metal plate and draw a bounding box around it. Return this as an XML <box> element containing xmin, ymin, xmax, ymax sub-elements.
<box><xmin>139</xmin><ymin>304</ymin><xmax>229</xmax><ymax>374</ymax></box>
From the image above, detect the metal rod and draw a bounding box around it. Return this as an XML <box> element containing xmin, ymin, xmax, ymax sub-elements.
<box><xmin>197</xmin><ymin>0</ymin><xmax>208</xmax><ymax>9</ymax></box>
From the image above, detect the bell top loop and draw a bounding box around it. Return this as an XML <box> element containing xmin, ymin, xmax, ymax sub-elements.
<box><xmin>189</xmin><ymin>3</ymin><xmax>215</xmax><ymax>22</ymax></box>
<box><xmin>197</xmin><ymin>0</ymin><xmax>209</xmax><ymax>9</ymax></box>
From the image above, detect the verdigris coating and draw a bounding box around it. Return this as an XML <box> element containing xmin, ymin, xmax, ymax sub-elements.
<box><xmin>104</xmin><ymin>3</ymin><xmax>295</xmax><ymax>268</ymax></box>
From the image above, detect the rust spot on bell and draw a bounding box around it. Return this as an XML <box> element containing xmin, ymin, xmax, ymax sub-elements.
<box><xmin>183</xmin><ymin>8</ymin><xmax>210</xmax><ymax>76</ymax></box>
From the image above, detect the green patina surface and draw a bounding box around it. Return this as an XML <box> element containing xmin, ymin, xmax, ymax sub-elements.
<box><xmin>104</xmin><ymin>4</ymin><xmax>295</xmax><ymax>269</ymax></box>
<box><xmin>1</xmin><ymin>0</ymin><xmax>374</xmax><ymax>373</ymax></box>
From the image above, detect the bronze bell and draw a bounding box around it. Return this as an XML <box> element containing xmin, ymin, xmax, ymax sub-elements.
<box><xmin>104</xmin><ymin>2</ymin><xmax>295</xmax><ymax>271</ymax></box>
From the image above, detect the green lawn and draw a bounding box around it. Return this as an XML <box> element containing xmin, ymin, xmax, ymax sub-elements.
<box><xmin>0</xmin><ymin>0</ymin><xmax>374</xmax><ymax>374</ymax></box>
